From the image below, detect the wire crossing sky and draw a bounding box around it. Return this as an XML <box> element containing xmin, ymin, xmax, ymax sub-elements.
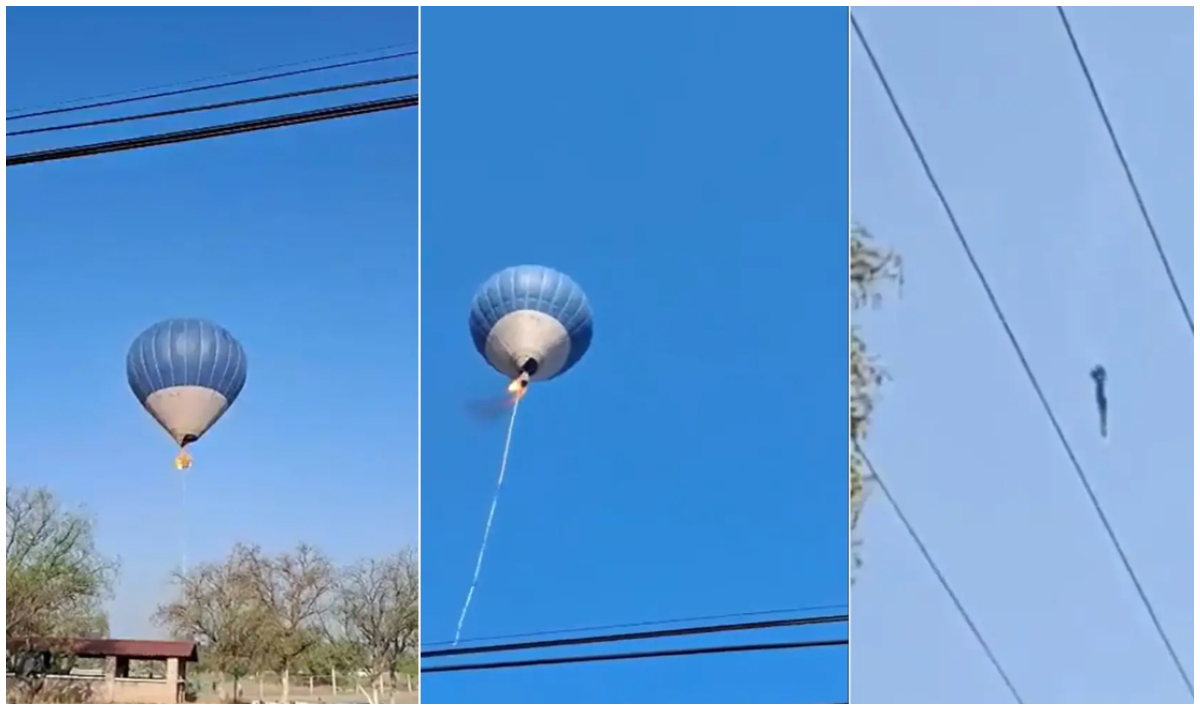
<box><xmin>1055</xmin><ymin>6</ymin><xmax>1194</xmax><ymax>334</ymax></box>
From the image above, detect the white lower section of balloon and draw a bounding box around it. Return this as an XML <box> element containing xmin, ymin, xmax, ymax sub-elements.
<box><xmin>484</xmin><ymin>309</ymin><xmax>572</xmax><ymax>381</ymax></box>
<box><xmin>143</xmin><ymin>386</ymin><xmax>231</xmax><ymax>446</ymax></box>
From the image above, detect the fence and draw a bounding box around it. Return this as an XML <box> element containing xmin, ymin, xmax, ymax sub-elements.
<box><xmin>191</xmin><ymin>670</ymin><xmax>418</xmax><ymax>704</ymax></box>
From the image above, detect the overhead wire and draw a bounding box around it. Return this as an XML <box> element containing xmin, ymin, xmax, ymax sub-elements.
<box><xmin>423</xmin><ymin>603</ymin><xmax>847</xmax><ymax>649</ymax></box>
<box><xmin>851</xmin><ymin>14</ymin><xmax>1194</xmax><ymax>699</ymax></box>
<box><xmin>1055</xmin><ymin>6</ymin><xmax>1193</xmax><ymax>333</ymax></box>
<box><xmin>8</xmin><ymin>74</ymin><xmax>418</xmax><ymax>137</ymax></box>
<box><xmin>6</xmin><ymin>43</ymin><xmax>414</xmax><ymax>116</ymax></box>
<box><xmin>7</xmin><ymin>95</ymin><xmax>418</xmax><ymax>167</ymax></box>
<box><xmin>854</xmin><ymin>443</ymin><xmax>1022</xmax><ymax>703</ymax></box>
<box><xmin>424</xmin><ymin>612</ymin><xmax>847</xmax><ymax>660</ymax></box>
<box><xmin>422</xmin><ymin>638</ymin><xmax>847</xmax><ymax>674</ymax></box>
<box><xmin>7</xmin><ymin>49</ymin><xmax>418</xmax><ymax>121</ymax></box>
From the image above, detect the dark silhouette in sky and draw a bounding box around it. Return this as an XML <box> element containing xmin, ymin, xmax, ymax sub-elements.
<box><xmin>1090</xmin><ymin>365</ymin><xmax>1108</xmax><ymax>439</ymax></box>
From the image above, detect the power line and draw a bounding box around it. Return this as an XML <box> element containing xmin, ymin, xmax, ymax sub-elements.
<box><xmin>6</xmin><ymin>43</ymin><xmax>415</xmax><ymax>116</ymax></box>
<box><xmin>423</xmin><ymin>612</ymin><xmax>846</xmax><ymax>660</ymax></box>
<box><xmin>854</xmin><ymin>443</ymin><xmax>1023</xmax><ymax>703</ymax></box>
<box><xmin>7</xmin><ymin>50</ymin><xmax>418</xmax><ymax>122</ymax></box>
<box><xmin>851</xmin><ymin>14</ymin><xmax>1194</xmax><ymax>699</ymax></box>
<box><xmin>422</xmin><ymin>638</ymin><xmax>847</xmax><ymax>674</ymax></box>
<box><xmin>7</xmin><ymin>95</ymin><xmax>417</xmax><ymax>167</ymax></box>
<box><xmin>9</xmin><ymin>74</ymin><xmax>418</xmax><ymax>137</ymax></box>
<box><xmin>423</xmin><ymin>603</ymin><xmax>848</xmax><ymax>649</ymax></box>
<box><xmin>1056</xmin><ymin>7</ymin><xmax>1193</xmax><ymax>333</ymax></box>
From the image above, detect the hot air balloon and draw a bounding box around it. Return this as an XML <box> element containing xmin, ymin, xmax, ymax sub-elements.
<box><xmin>453</xmin><ymin>266</ymin><xmax>593</xmax><ymax>645</ymax></box>
<box><xmin>126</xmin><ymin>318</ymin><xmax>247</xmax><ymax>469</ymax></box>
<box><xmin>469</xmin><ymin>265</ymin><xmax>593</xmax><ymax>396</ymax></box>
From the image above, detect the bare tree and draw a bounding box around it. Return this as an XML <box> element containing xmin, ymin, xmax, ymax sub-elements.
<box><xmin>6</xmin><ymin>487</ymin><xmax>116</xmax><ymax>703</ymax></box>
<box><xmin>850</xmin><ymin>225</ymin><xmax>902</xmax><ymax>572</ymax></box>
<box><xmin>297</xmin><ymin>635</ymin><xmax>363</xmax><ymax>679</ymax></box>
<box><xmin>237</xmin><ymin>543</ymin><xmax>335</xmax><ymax>703</ymax></box>
<box><xmin>6</xmin><ymin>487</ymin><xmax>116</xmax><ymax>641</ymax></box>
<box><xmin>155</xmin><ymin>542</ymin><xmax>420</xmax><ymax>703</ymax></box>
<box><xmin>333</xmin><ymin>548</ymin><xmax>419</xmax><ymax>703</ymax></box>
<box><xmin>153</xmin><ymin>552</ymin><xmax>268</xmax><ymax>702</ymax></box>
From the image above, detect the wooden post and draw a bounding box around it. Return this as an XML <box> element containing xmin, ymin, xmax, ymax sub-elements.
<box><xmin>331</xmin><ymin>667</ymin><xmax>338</xmax><ymax>696</ymax></box>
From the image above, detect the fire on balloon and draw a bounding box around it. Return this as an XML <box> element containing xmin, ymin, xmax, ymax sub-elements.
<box><xmin>174</xmin><ymin>450</ymin><xmax>193</xmax><ymax>471</ymax></box>
<box><xmin>507</xmin><ymin>375</ymin><xmax>529</xmax><ymax>403</ymax></box>
<box><xmin>466</xmin><ymin>377</ymin><xmax>529</xmax><ymax>421</ymax></box>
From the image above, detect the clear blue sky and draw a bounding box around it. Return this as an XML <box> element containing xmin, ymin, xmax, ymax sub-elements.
<box><xmin>850</xmin><ymin>7</ymin><xmax>1193</xmax><ymax>704</ymax></box>
<box><xmin>7</xmin><ymin>7</ymin><xmax>419</xmax><ymax>638</ymax></box>
<box><xmin>419</xmin><ymin>8</ymin><xmax>849</xmax><ymax>703</ymax></box>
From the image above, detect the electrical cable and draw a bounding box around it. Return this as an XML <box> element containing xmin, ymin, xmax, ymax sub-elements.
<box><xmin>854</xmin><ymin>442</ymin><xmax>1022</xmax><ymax>703</ymax></box>
<box><xmin>7</xmin><ymin>49</ymin><xmax>417</xmax><ymax>122</ymax></box>
<box><xmin>423</xmin><ymin>602</ymin><xmax>847</xmax><ymax>649</ymax></box>
<box><xmin>424</xmin><ymin>612</ymin><xmax>847</xmax><ymax>659</ymax></box>
<box><xmin>6</xmin><ymin>43</ymin><xmax>414</xmax><ymax>115</ymax></box>
<box><xmin>852</xmin><ymin>14</ymin><xmax>1194</xmax><ymax>699</ymax></box>
<box><xmin>7</xmin><ymin>95</ymin><xmax>417</xmax><ymax>167</ymax></box>
<box><xmin>422</xmin><ymin>638</ymin><xmax>847</xmax><ymax>674</ymax></box>
<box><xmin>1055</xmin><ymin>6</ymin><xmax>1193</xmax><ymax>333</ymax></box>
<box><xmin>9</xmin><ymin>74</ymin><xmax>417</xmax><ymax>137</ymax></box>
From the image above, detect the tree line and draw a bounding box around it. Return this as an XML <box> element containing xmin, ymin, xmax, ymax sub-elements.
<box><xmin>156</xmin><ymin>542</ymin><xmax>419</xmax><ymax>702</ymax></box>
<box><xmin>6</xmin><ymin>485</ymin><xmax>418</xmax><ymax>704</ymax></box>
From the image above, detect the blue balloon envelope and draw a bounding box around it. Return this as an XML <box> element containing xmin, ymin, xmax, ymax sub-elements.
<box><xmin>126</xmin><ymin>318</ymin><xmax>247</xmax><ymax>447</ymax></box>
<box><xmin>469</xmin><ymin>265</ymin><xmax>593</xmax><ymax>382</ymax></box>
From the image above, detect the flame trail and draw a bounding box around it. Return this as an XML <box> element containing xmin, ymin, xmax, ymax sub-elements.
<box><xmin>453</xmin><ymin>386</ymin><xmax>524</xmax><ymax>645</ymax></box>
<box><xmin>174</xmin><ymin>449</ymin><xmax>193</xmax><ymax>574</ymax></box>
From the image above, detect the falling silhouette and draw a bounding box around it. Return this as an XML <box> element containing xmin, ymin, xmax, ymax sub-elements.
<box><xmin>1090</xmin><ymin>365</ymin><xmax>1108</xmax><ymax>439</ymax></box>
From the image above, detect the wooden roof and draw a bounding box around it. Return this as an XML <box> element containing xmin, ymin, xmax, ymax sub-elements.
<box><xmin>7</xmin><ymin>638</ymin><xmax>198</xmax><ymax>661</ymax></box>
